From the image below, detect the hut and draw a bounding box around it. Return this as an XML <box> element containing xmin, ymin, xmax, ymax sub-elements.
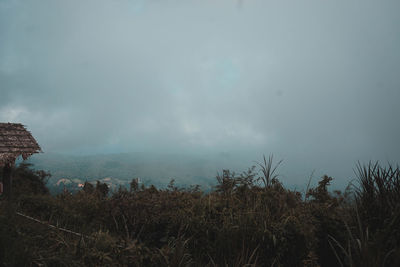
<box><xmin>0</xmin><ymin>123</ymin><xmax>42</xmax><ymax>197</ymax></box>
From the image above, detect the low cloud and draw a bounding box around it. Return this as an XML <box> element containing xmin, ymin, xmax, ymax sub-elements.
<box><xmin>1</xmin><ymin>0</ymin><xmax>400</xmax><ymax>185</ymax></box>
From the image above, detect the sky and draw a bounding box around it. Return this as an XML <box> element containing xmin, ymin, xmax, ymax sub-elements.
<box><xmin>1</xmin><ymin>0</ymin><xmax>400</xmax><ymax>186</ymax></box>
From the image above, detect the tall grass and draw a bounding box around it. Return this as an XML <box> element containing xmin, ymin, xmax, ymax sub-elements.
<box><xmin>256</xmin><ymin>155</ymin><xmax>283</xmax><ymax>188</ymax></box>
<box><xmin>1</xmin><ymin>159</ymin><xmax>399</xmax><ymax>266</ymax></box>
<box><xmin>327</xmin><ymin>162</ymin><xmax>400</xmax><ymax>267</ymax></box>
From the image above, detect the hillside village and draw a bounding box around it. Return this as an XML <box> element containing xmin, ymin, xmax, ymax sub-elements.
<box><xmin>52</xmin><ymin>176</ymin><xmax>131</xmax><ymax>194</ymax></box>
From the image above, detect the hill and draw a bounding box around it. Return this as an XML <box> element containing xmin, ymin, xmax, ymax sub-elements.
<box><xmin>25</xmin><ymin>152</ymin><xmax>253</xmax><ymax>193</ymax></box>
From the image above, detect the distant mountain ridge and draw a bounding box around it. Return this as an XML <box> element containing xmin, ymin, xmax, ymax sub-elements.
<box><xmin>24</xmin><ymin>152</ymin><xmax>252</xmax><ymax>192</ymax></box>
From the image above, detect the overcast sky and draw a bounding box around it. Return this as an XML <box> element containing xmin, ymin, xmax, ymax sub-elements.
<box><xmin>1</xmin><ymin>0</ymin><xmax>399</xmax><ymax>185</ymax></box>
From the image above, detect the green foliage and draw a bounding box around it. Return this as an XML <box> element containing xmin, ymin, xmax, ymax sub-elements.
<box><xmin>1</xmin><ymin>159</ymin><xmax>399</xmax><ymax>266</ymax></box>
<box><xmin>0</xmin><ymin>163</ymin><xmax>51</xmax><ymax>198</ymax></box>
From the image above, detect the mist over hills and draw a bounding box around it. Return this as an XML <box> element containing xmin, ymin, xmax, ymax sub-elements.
<box><xmin>25</xmin><ymin>152</ymin><xmax>259</xmax><ymax>192</ymax></box>
<box><xmin>22</xmin><ymin>151</ymin><xmax>358</xmax><ymax>195</ymax></box>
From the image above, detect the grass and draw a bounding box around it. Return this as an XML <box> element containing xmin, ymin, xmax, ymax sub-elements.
<box><xmin>0</xmin><ymin>158</ymin><xmax>399</xmax><ymax>266</ymax></box>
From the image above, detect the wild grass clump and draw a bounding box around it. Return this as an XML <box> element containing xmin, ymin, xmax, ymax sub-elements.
<box><xmin>1</xmin><ymin>158</ymin><xmax>399</xmax><ymax>266</ymax></box>
<box><xmin>327</xmin><ymin>162</ymin><xmax>400</xmax><ymax>267</ymax></box>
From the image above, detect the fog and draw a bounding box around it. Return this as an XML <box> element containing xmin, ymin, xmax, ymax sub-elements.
<box><xmin>1</xmin><ymin>0</ymin><xmax>400</xmax><ymax>187</ymax></box>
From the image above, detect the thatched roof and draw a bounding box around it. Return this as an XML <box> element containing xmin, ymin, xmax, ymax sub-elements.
<box><xmin>0</xmin><ymin>123</ymin><xmax>42</xmax><ymax>166</ymax></box>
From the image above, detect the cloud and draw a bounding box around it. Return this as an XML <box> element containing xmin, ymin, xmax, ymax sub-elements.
<box><xmin>1</xmin><ymin>0</ymin><xmax>400</xmax><ymax>184</ymax></box>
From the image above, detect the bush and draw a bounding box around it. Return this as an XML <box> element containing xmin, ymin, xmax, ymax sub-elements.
<box><xmin>1</xmin><ymin>159</ymin><xmax>399</xmax><ymax>266</ymax></box>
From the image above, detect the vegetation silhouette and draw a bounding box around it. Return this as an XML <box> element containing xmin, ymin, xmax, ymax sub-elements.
<box><xmin>1</xmin><ymin>157</ymin><xmax>399</xmax><ymax>266</ymax></box>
